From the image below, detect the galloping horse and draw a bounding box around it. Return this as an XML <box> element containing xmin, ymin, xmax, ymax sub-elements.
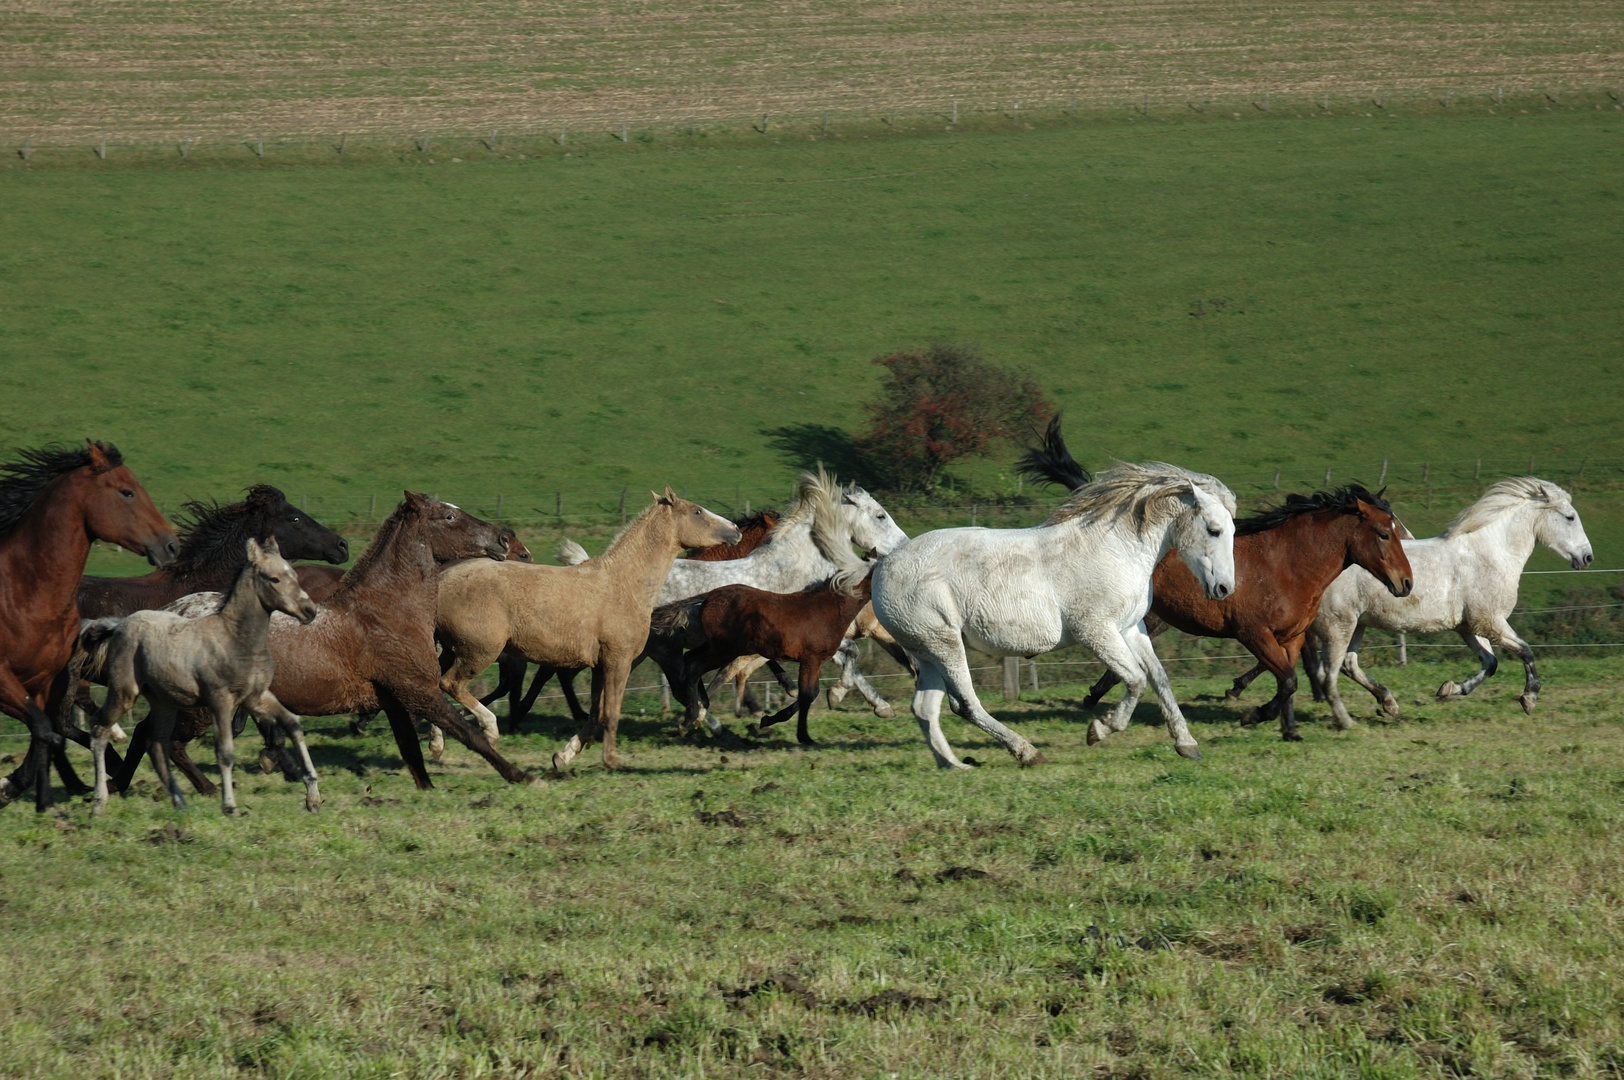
<box><xmin>76</xmin><ymin>484</ymin><xmax>347</xmax><ymax>619</ymax></box>
<box><xmin>1075</xmin><ymin>487</ymin><xmax>1413</xmax><ymax>740</ymax></box>
<box><xmin>436</xmin><ymin>489</ymin><xmax>741</xmax><ymax>771</ymax></box>
<box><xmin>123</xmin><ymin>493</ymin><xmax>535</xmax><ymax>790</ymax></box>
<box><xmin>84</xmin><ymin>538</ymin><xmax>321</xmax><ymax>815</ymax></box>
<box><xmin>1288</xmin><ymin>478</ymin><xmax>1592</xmax><ymax>727</ymax></box>
<box><xmin>0</xmin><ymin>442</ymin><xmax>178</xmax><ymax>812</ymax></box>
<box><xmin>873</xmin><ymin>454</ymin><xmax>1236</xmax><ymax>768</ymax></box>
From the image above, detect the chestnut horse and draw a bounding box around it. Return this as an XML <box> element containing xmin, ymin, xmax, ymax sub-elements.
<box><xmin>0</xmin><ymin>442</ymin><xmax>178</xmax><ymax>812</ymax></box>
<box><xmin>113</xmin><ymin>493</ymin><xmax>535</xmax><ymax>791</ymax></box>
<box><xmin>487</xmin><ymin>510</ymin><xmax>783</xmax><ymax>730</ymax></box>
<box><xmin>435</xmin><ymin>489</ymin><xmax>741</xmax><ymax>771</ymax></box>
<box><xmin>76</xmin><ymin>484</ymin><xmax>348</xmax><ymax>619</ymax></box>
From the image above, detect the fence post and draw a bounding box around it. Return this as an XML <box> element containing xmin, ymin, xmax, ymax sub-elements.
<box><xmin>496</xmin><ymin>494</ymin><xmax>503</xmax><ymax>517</ymax></box>
<box><xmin>20</xmin><ymin>138</ymin><xmax>29</xmax><ymax>161</ymax></box>
<box><xmin>1324</xmin><ymin>466</ymin><xmax>1332</xmax><ymax>486</ymax></box>
<box><xmin>1273</xmin><ymin>468</ymin><xmax>1280</xmax><ymax>489</ymax></box>
<box><xmin>256</xmin><ymin>135</ymin><xmax>264</xmax><ymax>158</ymax></box>
<box><xmin>369</xmin><ymin>493</ymin><xmax>376</xmax><ymax>518</ymax></box>
<box><xmin>1003</xmin><ymin>656</ymin><xmax>1020</xmax><ymax>702</ymax></box>
<box><xmin>1397</xmin><ymin>633</ymin><xmax>1408</xmax><ymax>666</ymax></box>
<box><xmin>1029</xmin><ymin>658</ymin><xmax>1039</xmax><ymax>692</ymax></box>
<box><xmin>555</xmin><ymin>492</ymin><xmax>562</xmax><ymax>522</ymax></box>
<box><xmin>660</xmin><ymin>672</ymin><xmax>671</xmax><ymax>715</ymax></box>
<box><xmin>96</xmin><ymin>141</ymin><xmax>106</xmax><ymax>160</ymax></box>
<box><xmin>1528</xmin><ymin>455</ymin><xmax>1535</xmax><ymax>474</ymax></box>
<box><xmin>1474</xmin><ymin>459</ymin><xmax>1481</xmax><ymax>481</ymax></box>
<box><xmin>338</xmin><ymin>133</ymin><xmax>347</xmax><ymax>154</ymax></box>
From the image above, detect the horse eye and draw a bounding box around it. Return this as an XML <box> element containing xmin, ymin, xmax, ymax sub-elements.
<box><xmin>268</xmin><ymin>576</ymin><xmax>281</xmax><ymax>584</ymax></box>
<box><xmin>876</xmin><ymin>513</ymin><xmax>887</xmax><ymax>520</ymax></box>
<box><xmin>291</xmin><ymin>516</ymin><xmax>300</xmax><ymax>523</ymax></box>
<box><xmin>120</xmin><ymin>488</ymin><xmax>135</xmax><ymax>499</ymax></box>
<box><xmin>1207</xmin><ymin>526</ymin><xmax>1221</xmax><ymax>537</ymax></box>
<box><xmin>1566</xmin><ymin>514</ymin><xmax>1576</xmax><ymax>522</ymax></box>
<box><xmin>1379</xmin><ymin>532</ymin><xmax>1391</xmax><ymax>541</ymax></box>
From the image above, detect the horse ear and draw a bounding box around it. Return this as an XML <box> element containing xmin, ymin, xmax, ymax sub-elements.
<box><xmin>650</xmin><ymin>489</ymin><xmax>664</xmax><ymax>505</ymax></box>
<box><xmin>404</xmin><ymin>490</ymin><xmax>427</xmax><ymax>506</ymax></box>
<box><xmin>246</xmin><ymin>537</ymin><xmax>263</xmax><ymax>561</ymax></box>
<box><xmin>85</xmin><ymin>439</ymin><xmax>110</xmax><ymax>469</ymax></box>
<box><xmin>262</xmin><ymin>535</ymin><xmax>281</xmax><ymax>557</ymax></box>
<box><xmin>663</xmin><ymin>485</ymin><xmax>677</xmax><ymax>503</ymax></box>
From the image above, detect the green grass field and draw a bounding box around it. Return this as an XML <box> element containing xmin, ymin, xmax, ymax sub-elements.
<box><xmin>3</xmin><ymin>109</ymin><xmax>1620</xmax><ymax>590</ymax></box>
<box><xmin>2</xmin><ymin>658</ymin><xmax>1620</xmax><ymax>1078</ymax></box>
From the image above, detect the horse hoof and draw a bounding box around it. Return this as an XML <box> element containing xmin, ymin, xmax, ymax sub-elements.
<box><xmin>222</xmin><ymin>804</ymin><xmax>235</xmax><ymax>816</ymax></box>
<box><xmin>797</xmin><ymin>736</ymin><xmax>816</xmax><ymax>747</ymax></box>
<box><xmin>1176</xmin><ymin>743</ymin><xmax>1203</xmax><ymax>760</ymax></box>
<box><xmin>550</xmin><ymin>753</ymin><xmax>569</xmax><ymax>773</ymax></box>
<box><xmin>873</xmin><ymin>704</ymin><xmax>897</xmax><ymax>719</ymax></box>
<box><xmin>1240</xmin><ymin>708</ymin><xmax>1263</xmax><ymax>727</ymax></box>
<box><xmin>824</xmin><ymin>688</ymin><xmax>844</xmax><ymax>710</ymax></box>
<box><xmin>305</xmin><ymin>801</ymin><xmax>321</xmax><ymax>813</ymax></box>
<box><xmin>1020</xmin><ymin>751</ymin><xmax>1048</xmax><ymax>767</ymax></box>
<box><xmin>1086</xmin><ymin>721</ymin><xmax>1107</xmax><ymax>746</ymax></box>
<box><xmin>1335</xmin><ymin>717</ymin><xmax>1357</xmax><ymax>731</ymax></box>
<box><xmin>1382</xmin><ymin>698</ymin><xmax>1402</xmax><ymax>718</ymax></box>
<box><xmin>91</xmin><ymin>801</ymin><xmax>107</xmax><ymax>817</ymax></box>
<box><xmin>1518</xmin><ymin>693</ymin><xmax>1538</xmax><ymax>715</ymax></box>
<box><xmin>1281</xmin><ymin>731</ymin><xmax>1303</xmax><ymax>743</ymax></box>
<box><xmin>1223</xmin><ymin>689</ymin><xmax>1242</xmax><ymax>702</ymax></box>
<box><xmin>602</xmin><ymin>752</ymin><xmax>620</xmax><ymax>770</ymax></box>
<box><xmin>1436</xmin><ymin>682</ymin><xmax>1460</xmax><ymax>700</ymax></box>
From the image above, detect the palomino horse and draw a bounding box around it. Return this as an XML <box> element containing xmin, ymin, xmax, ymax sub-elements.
<box><xmin>76</xmin><ymin>484</ymin><xmax>347</xmax><ymax>619</ymax></box>
<box><xmin>1289</xmin><ymin>478</ymin><xmax>1592</xmax><ymax>727</ymax></box>
<box><xmin>85</xmin><ymin>538</ymin><xmax>320</xmax><ymax>815</ymax></box>
<box><xmin>1076</xmin><ymin>486</ymin><xmax>1413</xmax><ymax>740</ymax></box>
<box><xmin>436</xmin><ymin>489</ymin><xmax>741</xmax><ymax>771</ymax></box>
<box><xmin>483</xmin><ymin>513</ymin><xmax>782</xmax><ymax>731</ymax></box>
<box><xmin>123</xmin><ymin>493</ymin><xmax>535</xmax><ymax>790</ymax></box>
<box><xmin>873</xmin><ymin>458</ymin><xmax>1236</xmax><ymax>768</ymax></box>
<box><xmin>0</xmin><ymin>442</ymin><xmax>178</xmax><ymax>812</ymax></box>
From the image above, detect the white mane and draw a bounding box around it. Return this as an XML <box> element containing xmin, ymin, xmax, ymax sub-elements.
<box><xmin>1440</xmin><ymin>477</ymin><xmax>1570</xmax><ymax>538</ymax></box>
<box><xmin>1045</xmin><ymin>461</ymin><xmax>1236</xmax><ymax>532</ymax></box>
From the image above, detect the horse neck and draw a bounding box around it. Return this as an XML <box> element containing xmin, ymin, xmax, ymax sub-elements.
<box><xmin>1259</xmin><ymin>512</ymin><xmax>1362</xmax><ymax>587</ymax></box>
<box><xmin>333</xmin><ymin>515</ymin><xmax>436</xmax><ymax>611</ymax></box>
<box><xmin>598</xmin><ymin>508</ymin><xmax>684</xmax><ymax>603</ymax></box>
<box><xmin>1065</xmin><ymin>503</ymin><xmax>1181</xmax><ymax>579</ymax></box>
<box><xmin>0</xmin><ymin>473</ymin><xmax>96</xmax><ymax>616</ymax></box>
<box><xmin>217</xmin><ymin>564</ymin><xmax>273</xmax><ymax>648</ymax></box>
<box><xmin>1453</xmin><ymin>503</ymin><xmax>1540</xmax><ymax>568</ymax></box>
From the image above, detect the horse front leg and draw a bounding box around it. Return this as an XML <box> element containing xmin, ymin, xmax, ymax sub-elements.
<box><xmin>377</xmin><ymin>691</ymin><xmax>433</xmax><ymax>790</ymax></box>
<box><xmin>253</xmin><ymin>691</ymin><xmax>321</xmax><ymax>812</ymax></box>
<box><xmin>596</xmin><ymin>652</ymin><xmax>636</xmax><ymax>770</ymax></box>
<box><xmin>1085</xmin><ymin>631</ymin><xmax>1148</xmax><ymax>747</ymax></box>
<box><xmin>88</xmin><ymin>683</ymin><xmax>137</xmax><ymax>815</ymax></box>
<box><xmin>552</xmin><ymin>665</ymin><xmax>606</xmax><ymax>772</ymax></box>
<box><xmin>1225</xmin><ymin>662</ymin><xmax>1266</xmax><ymax>703</ymax></box>
<box><xmin>1081</xmin><ymin>667</ymin><xmax>1122</xmax><ymax>710</ymax></box>
<box><xmin>1126</xmin><ymin>625</ymin><xmax>1200</xmax><ymax>758</ymax></box>
<box><xmin>1483</xmin><ymin>620</ymin><xmax>1539</xmax><ymax>713</ymax></box>
<box><xmin>907</xmin><ymin>658</ymin><xmax>970</xmax><ymax>770</ymax></box>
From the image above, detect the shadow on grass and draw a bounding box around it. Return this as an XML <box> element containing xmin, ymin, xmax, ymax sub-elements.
<box><xmin>761</xmin><ymin>423</ymin><xmax>879</xmax><ymax>487</ymax></box>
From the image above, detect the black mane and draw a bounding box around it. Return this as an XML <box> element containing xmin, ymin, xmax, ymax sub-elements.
<box><xmin>170</xmin><ymin>484</ymin><xmax>291</xmax><ymax>580</ymax></box>
<box><xmin>0</xmin><ymin>442</ymin><xmax>123</xmax><ymax>540</ymax></box>
<box><xmin>1234</xmin><ymin>485</ymin><xmax>1392</xmax><ymax>536</ymax></box>
<box><xmin>1015</xmin><ymin>414</ymin><xmax>1091</xmax><ymax>492</ymax></box>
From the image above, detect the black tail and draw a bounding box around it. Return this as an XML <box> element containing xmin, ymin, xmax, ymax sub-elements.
<box><xmin>1015</xmin><ymin>414</ymin><xmax>1090</xmax><ymax>491</ymax></box>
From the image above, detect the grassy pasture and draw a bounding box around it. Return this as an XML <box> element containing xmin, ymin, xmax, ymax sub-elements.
<box><xmin>3</xmin><ymin>110</ymin><xmax>1620</xmax><ymax>599</ymax></box>
<box><xmin>1</xmin><ymin>659</ymin><xmax>1620</xmax><ymax>1078</ymax></box>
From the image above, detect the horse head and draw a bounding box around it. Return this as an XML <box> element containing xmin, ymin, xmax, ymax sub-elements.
<box><xmin>654</xmin><ymin>487</ymin><xmax>742</xmax><ymax>550</ymax></box>
<box><xmin>405</xmin><ymin>491</ymin><xmax>513</xmax><ymax>562</ymax></box>
<box><xmin>77</xmin><ymin>441</ymin><xmax>180</xmax><ymax>567</ymax></box>
<box><xmin>1531</xmin><ymin>482</ymin><xmax>1594</xmax><ymax>569</ymax></box>
<box><xmin>246</xmin><ymin>536</ymin><xmax>318</xmax><ymax>623</ymax></box>
<box><xmin>1347</xmin><ymin>489</ymin><xmax>1413</xmax><ymax>597</ymax></box>
<box><xmin>1170</xmin><ymin>480</ymin><xmax>1236</xmax><ymax>602</ymax></box>
<box><xmin>841</xmin><ymin>483</ymin><xmax>909</xmax><ymax>557</ymax></box>
<box><xmin>244</xmin><ymin>484</ymin><xmax>349</xmax><ymax>564</ymax></box>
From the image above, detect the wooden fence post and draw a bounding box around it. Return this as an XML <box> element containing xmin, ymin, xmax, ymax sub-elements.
<box><xmin>369</xmin><ymin>493</ymin><xmax>376</xmax><ymax>518</ymax></box>
<box><xmin>1379</xmin><ymin>460</ymin><xmax>1387</xmax><ymax>485</ymax></box>
<box><xmin>1397</xmin><ymin>633</ymin><xmax>1408</xmax><ymax>666</ymax></box>
<box><xmin>1029</xmin><ymin>658</ymin><xmax>1039</xmax><ymax>692</ymax></box>
<box><xmin>1003</xmin><ymin>656</ymin><xmax>1020</xmax><ymax>702</ymax></box>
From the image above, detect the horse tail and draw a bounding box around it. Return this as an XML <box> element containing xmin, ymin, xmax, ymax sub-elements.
<box><xmin>556</xmin><ymin>538</ymin><xmax>591</xmax><ymax>566</ymax></box>
<box><xmin>74</xmin><ymin>617</ymin><xmax>123</xmax><ymax>686</ymax></box>
<box><xmin>650</xmin><ymin>598</ymin><xmax>697</xmax><ymax>634</ymax></box>
<box><xmin>1016</xmin><ymin>413</ymin><xmax>1090</xmax><ymax>492</ymax></box>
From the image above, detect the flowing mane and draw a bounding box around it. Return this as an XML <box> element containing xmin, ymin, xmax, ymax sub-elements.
<box><xmin>1441</xmin><ymin>477</ymin><xmax>1570</xmax><ymax>538</ymax></box>
<box><xmin>0</xmin><ymin>442</ymin><xmax>124</xmax><ymax>540</ymax></box>
<box><xmin>1235</xmin><ymin>485</ymin><xmax>1392</xmax><ymax>537</ymax></box>
<box><xmin>1045</xmin><ymin>462</ymin><xmax>1235</xmax><ymax>532</ymax></box>
<box><xmin>761</xmin><ymin>472</ymin><xmax>826</xmax><ymax>537</ymax></box>
<box><xmin>168</xmin><ymin>485</ymin><xmax>290</xmax><ymax>580</ymax></box>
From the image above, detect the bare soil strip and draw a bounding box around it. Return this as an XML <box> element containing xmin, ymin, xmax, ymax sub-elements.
<box><xmin>2</xmin><ymin>1</ymin><xmax>1621</xmax><ymax>142</ymax></box>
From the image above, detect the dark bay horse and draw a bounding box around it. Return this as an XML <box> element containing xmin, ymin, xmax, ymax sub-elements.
<box><xmin>0</xmin><ymin>442</ymin><xmax>178</xmax><ymax>811</ymax></box>
<box><xmin>111</xmin><ymin>493</ymin><xmax>534</xmax><ymax>792</ymax></box>
<box><xmin>486</xmin><ymin>509</ymin><xmax>782</xmax><ymax>730</ymax></box>
<box><xmin>76</xmin><ymin>484</ymin><xmax>347</xmax><ymax>619</ymax></box>
<box><xmin>658</xmin><ymin>573</ymin><xmax>873</xmax><ymax>746</ymax></box>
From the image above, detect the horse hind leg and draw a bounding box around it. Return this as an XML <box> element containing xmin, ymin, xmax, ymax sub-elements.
<box><xmin>1225</xmin><ymin>662</ymin><xmax>1266</xmax><ymax>703</ymax></box>
<box><xmin>1436</xmin><ymin>629</ymin><xmax>1498</xmax><ymax>702</ymax></box>
<box><xmin>932</xmin><ymin>648</ymin><xmax>1044</xmax><ymax>767</ymax></box>
<box><xmin>144</xmin><ymin>704</ymin><xmax>188</xmax><ymax>810</ymax></box>
<box><xmin>832</xmin><ymin>638</ymin><xmax>894</xmax><ymax>718</ymax></box>
<box><xmin>908</xmin><ymin>659</ymin><xmax>970</xmax><ymax>770</ymax></box>
<box><xmin>1081</xmin><ymin>667</ymin><xmax>1121</xmax><ymax>711</ymax></box>
<box><xmin>255</xmin><ymin>692</ymin><xmax>321</xmax><ymax>812</ymax></box>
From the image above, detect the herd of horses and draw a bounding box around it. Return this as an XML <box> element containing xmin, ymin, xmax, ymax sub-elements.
<box><xmin>0</xmin><ymin>420</ymin><xmax>1595</xmax><ymax>816</ymax></box>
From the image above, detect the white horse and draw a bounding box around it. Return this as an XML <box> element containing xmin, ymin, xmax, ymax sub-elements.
<box><xmin>657</xmin><ymin>472</ymin><xmax>909</xmax><ymax>605</ymax></box>
<box><xmin>873</xmin><ymin>462</ymin><xmax>1237</xmax><ymax>768</ymax></box>
<box><xmin>1304</xmin><ymin>477</ymin><xmax>1593</xmax><ymax>727</ymax></box>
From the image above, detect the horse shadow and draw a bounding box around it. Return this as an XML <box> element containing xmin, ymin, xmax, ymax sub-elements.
<box><xmin>761</xmin><ymin>424</ymin><xmax>877</xmax><ymax>486</ymax></box>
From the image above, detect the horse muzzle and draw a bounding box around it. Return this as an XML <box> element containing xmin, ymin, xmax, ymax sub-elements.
<box><xmin>296</xmin><ymin>600</ymin><xmax>319</xmax><ymax>624</ymax></box>
<box><xmin>1388</xmin><ymin>576</ymin><xmax>1414</xmax><ymax>598</ymax></box>
<box><xmin>1205</xmin><ymin>580</ymin><xmax>1233</xmax><ymax>601</ymax></box>
<box><xmin>327</xmin><ymin>537</ymin><xmax>350</xmax><ymax>563</ymax></box>
<box><xmin>485</xmin><ymin>543</ymin><xmax>509</xmax><ymax>561</ymax></box>
<box><xmin>146</xmin><ymin>534</ymin><xmax>180</xmax><ymax>568</ymax></box>
<box><xmin>1572</xmin><ymin>550</ymin><xmax>1594</xmax><ymax>569</ymax></box>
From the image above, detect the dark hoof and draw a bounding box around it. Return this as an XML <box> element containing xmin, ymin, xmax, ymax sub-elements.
<box><xmin>745</xmin><ymin>724</ymin><xmax>763</xmax><ymax>738</ymax></box>
<box><xmin>797</xmin><ymin>736</ymin><xmax>816</xmax><ymax>747</ymax></box>
<box><xmin>961</xmin><ymin>756</ymin><xmax>982</xmax><ymax>767</ymax></box>
<box><xmin>1281</xmin><ymin>730</ymin><xmax>1303</xmax><ymax>742</ymax></box>
<box><xmin>1239</xmin><ymin>708</ymin><xmax>1263</xmax><ymax>727</ymax></box>
<box><xmin>1223</xmin><ymin>689</ymin><xmax>1242</xmax><ymax>702</ymax></box>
